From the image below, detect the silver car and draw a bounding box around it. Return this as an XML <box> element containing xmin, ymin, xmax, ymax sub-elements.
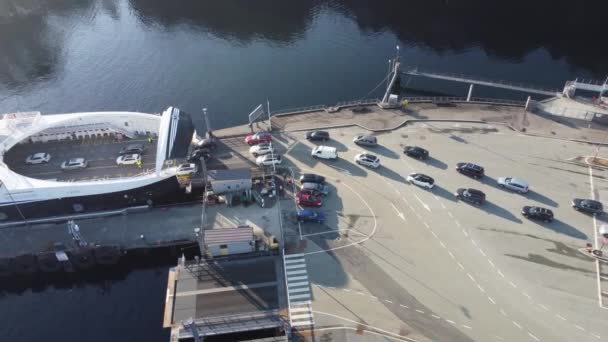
<box><xmin>497</xmin><ymin>177</ymin><xmax>529</xmax><ymax>193</ymax></box>
<box><xmin>301</xmin><ymin>182</ymin><xmax>330</xmax><ymax>196</ymax></box>
<box><xmin>355</xmin><ymin>153</ymin><xmax>381</xmax><ymax>168</ymax></box>
<box><xmin>61</xmin><ymin>158</ymin><xmax>88</xmax><ymax>170</ymax></box>
<box><xmin>353</xmin><ymin>135</ymin><xmax>378</xmax><ymax>147</ymax></box>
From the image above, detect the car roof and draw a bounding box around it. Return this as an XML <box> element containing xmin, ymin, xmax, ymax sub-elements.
<box><xmin>465</xmin><ymin>163</ymin><xmax>483</xmax><ymax>170</ymax></box>
<box><xmin>69</xmin><ymin>158</ymin><xmax>83</xmax><ymax>163</ymax></box>
<box><xmin>33</xmin><ymin>152</ymin><xmax>47</xmax><ymax>157</ymax></box>
<box><xmin>362</xmin><ymin>154</ymin><xmax>377</xmax><ymax>159</ymax></box>
<box><xmin>127</xmin><ymin>144</ymin><xmax>143</xmax><ymax>149</ymax></box>
<box><xmin>417</xmin><ymin>174</ymin><xmax>434</xmax><ymax>181</ymax></box>
<box><xmin>509</xmin><ymin>178</ymin><xmax>529</xmax><ymax>186</ymax></box>
<box><xmin>313</xmin><ymin>131</ymin><xmax>328</xmax><ymax>135</ymax></box>
<box><xmin>466</xmin><ymin>188</ymin><xmax>485</xmax><ymax>196</ymax></box>
<box><xmin>582</xmin><ymin>199</ymin><xmax>602</xmax><ymax>206</ymax></box>
<box><xmin>299</xmin><ymin>209</ymin><xmax>314</xmax><ymax>215</ymax></box>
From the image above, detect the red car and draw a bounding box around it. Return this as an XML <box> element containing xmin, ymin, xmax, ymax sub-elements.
<box><xmin>296</xmin><ymin>190</ymin><xmax>322</xmax><ymax>207</ymax></box>
<box><xmin>245</xmin><ymin>132</ymin><xmax>272</xmax><ymax>145</ymax></box>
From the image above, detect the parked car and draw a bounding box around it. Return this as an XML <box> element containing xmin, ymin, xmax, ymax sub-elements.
<box><xmin>249</xmin><ymin>143</ymin><xmax>274</xmax><ymax>157</ymax></box>
<box><xmin>498</xmin><ymin>177</ymin><xmax>529</xmax><ymax>193</ymax></box>
<box><xmin>176</xmin><ymin>163</ymin><xmax>197</xmax><ymax>176</ymax></box>
<box><xmin>25</xmin><ymin>152</ymin><xmax>51</xmax><ymax>164</ymax></box>
<box><xmin>301</xmin><ymin>182</ymin><xmax>330</xmax><ymax>196</ymax></box>
<box><xmin>355</xmin><ymin>153</ymin><xmax>381</xmax><ymax>168</ymax></box>
<box><xmin>455</xmin><ymin>188</ymin><xmax>486</xmax><ymax>205</ymax></box>
<box><xmin>116</xmin><ymin>154</ymin><xmax>141</xmax><ymax>166</ymax></box>
<box><xmin>311</xmin><ymin>146</ymin><xmax>338</xmax><ymax>160</ymax></box>
<box><xmin>353</xmin><ymin>135</ymin><xmax>378</xmax><ymax>147</ymax></box>
<box><xmin>406</xmin><ymin>173</ymin><xmax>435</xmax><ymax>189</ymax></box>
<box><xmin>403</xmin><ymin>146</ymin><xmax>429</xmax><ymax>160</ymax></box>
<box><xmin>119</xmin><ymin>144</ymin><xmax>145</xmax><ymax>155</ymax></box>
<box><xmin>305</xmin><ymin>131</ymin><xmax>330</xmax><ymax>141</ymax></box>
<box><xmin>296</xmin><ymin>191</ymin><xmax>323</xmax><ymax>207</ymax></box>
<box><xmin>256</xmin><ymin>154</ymin><xmax>282</xmax><ymax>166</ymax></box>
<box><xmin>299</xmin><ymin>173</ymin><xmax>325</xmax><ymax>184</ymax></box>
<box><xmin>61</xmin><ymin>158</ymin><xmax>88</xmax><ymax>170</ymax></box>
<box><xmin>245</xmin><ymin>132</ymin><xmax>272</xmax><ymax>145</ymax></box>
<box><xmin>297</xmin><ymin>209</ymin><xmax>325</xmax><ymax>223</ymax></box>
<box><xmin>522</xmin><ymin>206</ymin><xmax>554</xmax><ymax>222</ymax></box>
<box><xmin>196</xmin><ymin>137</ymin><xmax>217</xmax><ymax>150</ymax></box>
<box><xmin>456</xmin><ymin>162</ymin><xmax>485</xmax><ymax>179</ymax></box>
<box><xmin>572</xmin><ymin>198</ymin><xmax>603</xmax><ymax>215</ymax></box>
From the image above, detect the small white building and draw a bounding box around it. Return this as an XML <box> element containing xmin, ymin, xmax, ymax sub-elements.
<box><xmin>207</xmin><ymin>168</ymin><xmax>252</xmax><ymax>195</ymax></box>
<box><xmin>204</xmin><ymin>227</ymin><xmax>255</xmax><ymax>257</ymax></box>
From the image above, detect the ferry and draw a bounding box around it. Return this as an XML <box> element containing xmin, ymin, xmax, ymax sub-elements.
<box><xmin>0</xmin><ymin>107</ymin><xmax>199</xmax><ymax>222</ymax></box>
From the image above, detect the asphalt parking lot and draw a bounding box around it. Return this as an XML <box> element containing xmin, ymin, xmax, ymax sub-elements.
<box><xmin>277</xmin><ymin>122</ymin><xmax>608</xmax><ymax>342</ymax></box>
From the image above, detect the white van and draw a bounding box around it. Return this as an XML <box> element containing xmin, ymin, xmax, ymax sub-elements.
<box><xmin>311</xmin><ymin>146</ymin><xmax>338</xmax><ymax>160</ymax></box>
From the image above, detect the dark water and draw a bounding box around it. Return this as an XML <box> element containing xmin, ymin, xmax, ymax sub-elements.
<box><xmin>1</xmin><ymin>0</ymin><xmax>608</xmax><ymax>341</ymax></box>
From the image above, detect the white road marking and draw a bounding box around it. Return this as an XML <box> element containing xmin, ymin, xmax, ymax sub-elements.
<box><xmin>413</xmin><ymin>193</ymin><xmax>431</xmax><ymax>212</ymax></box>
<box><xmin>415</xmin><ymin>309</ymin><xmax>425</xmax><ymax>314</ymax></box>
<box><xmin>574</xmin><ymin>325</ymin><xmax>585</xmax><ymax>331</ymax></box>
<box><xmin>439</xmin><ymin>241</ymin><xmax>446</xmax><ymax>248</ymax></box>
<box><xmin>431</xmin><ymin>231</ymin><xmax>438</xmax><ymax>238</ymax></box>
<box><xmin>461</xmin><ymin>325</ymin><xmax>472</xmax><ymax>329</ymax></box>
<box><xmin>343</xmin><ymin>289</ymin><xmax>351</xmax><ymax>292</ymax></box>
<box><xmin>370</xmin><ymin>296</ymin><xmax>378</xmax><ymax>299</ymax></box>
<box><xmin>448</xmin><ymin>251</ymin><xmax>456</xmax><ymax>259</ymax></box>
<box><xmin>522</xmin><ymin>292</ymin><xmax>532</xmax><ymax>299</ymax></box>
<box><xmin>467</xmin><ymin>273</ymin><xmax>476</xmax><ymax>282</ymax></box>
<box><xmin>390</xmin><ymin>202</ymin><xmax>406</xmax><ymax>221</ymax></box>
<box><xmin>528</xmin><ymin>332</ymin><xmax>540</xmax><ymax>341</ymax></box>
<box><xmin>509</xmin><ymin>281</ymin><xmax>517</xmax><ymax>288</ymax></box>
<box><xmin>462</xmin><ymin>229</ymin><xmax>468</xmax><ymax>237</ymax></box>
<box><xmin>471</xmin><ymin>240</ymin><xmax>478</xmax><ymax>247</ymax></box>
<box><xmin>431</xmin><ymin>314</ymin><xmax>441</xmax><ymax>319</ymax></box>
<box><xmin>479</xmin><ymin>248</ymin><xmax>487</xmax><ymax>257</ymax></box>
<box><xmin>538</xmin><ymin>304</ymin><xmax>549</xmax><ymax>311</ymax></box>
<box><xmin>455</xmin><ymin>220</ymin><xmax>461</xmax><ymax>227</ymax></box>
<box><xmin>512</xmin><ymin>321</ymin><xmax>523</xmax><ymax>329</ymax></box>
<box><xmin>423</xmin><ymin>222</ymin><xmax>430</xmax><ymax>228</ymax></box>
<box><xmin>447</xmin><ymin>211</ymin><xmax>453</xmax><ymax>218</ymax></box>
<box><xmin>497</xmin><ymin>270</ymin><xmax>505</xmax><ymax>278</ymax></box>
<box><xmin>385</xmin><ymin>299</ymin><xmax>393</xmax><ymax>304</ymax></box>
<box><xmin>445</xmin><ymin>319</ymin><xmax>455</xmax><ymax>324</ymax></box>
<box><xmin>488</xmin><ymin>259</ymin><xmax>495</xmax><ymax>268</ymax></box>
<box><xmin>499</xmin><ymin>309</ymin><xmax>508</xmax><ymax>317</ymax></box>
<box><xmin>477</xmin><ymin>284</ymin><xmax>485</xmax><ymax>293</ymax></box>
<box><xmin>457</xmin><ymin>262</ymin><xmax>465</xmax><ymax>270</ymax></box>
<box><xmin>555</xmin><ymin>314</ymin><xmax>566</xmax><ymax>321</ymax></box>
<box><xmin>440</xmin><ymin>202</ymin><xmax>447</xmax><ymax>209</ymax></box>
<box><xmin>488</xmin><ymin>296</ymin><xmax>496</xmax><ymax>304</ymax></box>
<box><xmin>589</xmin><ymin>166</ymin><xmax>605</xmax><ymax>308</ymax></box>
<box><xmin>400</xmin><ymin>304</ymin><xmax>409</xmax><ymax>309</ymax></box>
<box><xmin>357</xmin><ymin>292</ymin><xmax>365</xmax><ymax>296</ymax></box>
<box><xmin>592</xmin><ymin>333</ymin><xmax>601</xmax><ymax>339</ymax></box>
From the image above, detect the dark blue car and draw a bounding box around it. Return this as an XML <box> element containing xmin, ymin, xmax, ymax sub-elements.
<box><xmin>297</xmin><ymin>209</ymin><xmax>325</xmax><ymax>223</ymax></box>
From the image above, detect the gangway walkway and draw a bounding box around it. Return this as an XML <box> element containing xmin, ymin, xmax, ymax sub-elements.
<box><xmin>403</xmin><ymin>66</ymin><xmax>559</xmax><ymax>97</ymax></box>
<box><xmin>284</xmin><ymin>253</ymin><xmax>315</xmax><ymax>329</ymax></box>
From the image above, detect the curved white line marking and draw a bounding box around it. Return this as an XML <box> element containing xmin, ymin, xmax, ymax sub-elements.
<box><xmin>302</xmin><ymin>175</ymin><xmax>377</xmax><ymax>256</ymax></box>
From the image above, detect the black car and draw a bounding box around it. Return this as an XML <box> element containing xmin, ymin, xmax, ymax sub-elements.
<box><xmin>305</xmin><ymin>131</ymin><xmax>330</xmax><ymax>141</ymax></box>
<box><xmin>522</xmin><ymin>206</ymin><xmax>554</xmax><ymax>222</ymax></box>
<box><xmin>572</xmin><ymin>198</ymin><xmax>603</xmax><ymax>215</ymax></box>
<box><xmin>403</xmin><ymin>146</ymin><xmax>429</xmax><ymax>160</ymax></box>
<box><xmin>188</xmin><ymin>149</ymin><xmax>211</xmax><ymax>163</ymax></box>
<box><xmin>456</xmin><ymin>162</ymin><xmax>485</xmax><ymax>179</ymax></box>
<box><xmin>299</xmin><ymin>173</ymin><xmax>325</xmax><ymax>184</ymax></box>
<box><xmin>119</xmin><ymin>144</ymin><xmax>145</xmax><ymax>155</ymax></box>
<box><xmin>455</xmin><ymin>188</ymin><xmax>486</xmax><ymax>205</ymax></box>
<box><xmin>197</xmin><ymin>137</ymin><xmax>217</xmax><ymax>150</ymax></box>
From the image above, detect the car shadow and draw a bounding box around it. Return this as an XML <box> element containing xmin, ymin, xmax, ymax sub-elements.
<box><xmin>534</xmin><ymin>219</ymin><xmax>588</xmax><ymax>240</ymax></box>
<box><xmin>481</xmin><ymin>201</ymin><xmax>522</xmax><ymax>224</ymax></box>
<box><xmin>332</xmin><ymin>159</ymin><xmax>368</xmax><ymax>178</ymax></box>
<box><xmin>431</xmin><ymin>185</ymin><xmax>457</xmax><ymax>202</ymax></box>
<box><xmin>526</xmin><ymin>190</ymin><xmax>559</xmax><ymax>208</ymax></box>
<box><xmin>371</xmin><ymin>145</ymin><xmax>400</xmax><ymax>159</ymax></box>
<box><xmin>372</xmin><ymin>165</ymin><xmax>406</xmax><ymax>183</ymax></box>
<box><xmin>423</xmin><ymin>156</ymin><xmax>448</xmax><ymax>170</ymax></box>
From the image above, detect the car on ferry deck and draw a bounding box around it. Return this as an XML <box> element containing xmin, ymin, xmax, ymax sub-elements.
<box><xmin>60</xmin><ymin>158</ymin><xmax>88</xmax><ymax>170</ymax></box>
<box><xmin>116</xmin><ymin>154</ymin><xmax>141</xmax><ymax>166</ymax></box>
<box><xmin>245</xmin><ymin>132</ymin><xmax>272</xmax><ymax>145</ymax></box>
<box><xmin>119</xmin><ymin>143</ymin><xmax>145</xmax><ymax>155</ymax></box>
<box><xmin>25</xmin><ymin>152</ymin><xmax>51</xmax><ymax>164</ymax></box>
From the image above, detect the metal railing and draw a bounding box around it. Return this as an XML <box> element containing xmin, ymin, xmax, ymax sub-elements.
<box><xmin>400</xmin><ymin>96</ymin><xmax>526</xmax><ymax>106</ymax></box>
<box><xmin>402</xmin><ymin>66</ymin><xmax>560</xmax><ymax>94</ymax></box>
<box><xmin>271</xmin><ymin>104</ymin><xmax>327</xmax><ymax>116</ymax></box>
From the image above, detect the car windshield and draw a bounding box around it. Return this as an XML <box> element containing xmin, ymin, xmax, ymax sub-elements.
<box><xmin>582</xmin><ymin>200</ymin><xmax>601</xmax><ymax>208</ymax></box>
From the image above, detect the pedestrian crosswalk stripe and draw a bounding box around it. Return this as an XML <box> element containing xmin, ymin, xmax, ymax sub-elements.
<box><xmin>286</xmin><ymin>263</ymin><xmax>306</xmax><ymax>270</ymax></box>
<box><xmin>290</xmin><ymin>293</ymin><xmax>311</xmax><ymax>300</ymax></box>
<box><xmin>287</xmin><ymin>269</ymin><xmax>307</xmax><ymax>276</ymax></box>
<box><xmin>289</xmin><ymin>287</ymin><xmax>310</xmax><ymax>294</ymax></box>
<box><xmin>287</xmin><ymin>281</ymin><xmax>309</xmax><ymax>288</ymax></box>
<box><xmin>288</xmin><ymin>275</ymin><xmax>308</xmax><ymax>281</ymax></box>
<box><xmin>285</xmin><ymin>258</ymin><xmax>304</xmax><ymax>264</ymax></box>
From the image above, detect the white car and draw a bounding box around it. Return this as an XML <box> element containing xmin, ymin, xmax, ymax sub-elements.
<box><xmin>497</xmin><ymin>177</ymin><xmax>529</xmax><ymax>193</ymax></box>
<box><xmin>176</xmin><ymin>163</ymin><xmax>197</xmax><ymax>176</ymax></box>
<box><xmin>25</xmin><ymin>152</ymin><xmax>51</xmax><ymax>164</ymax></box>
<box><xmin>256</xmin><ymin>154</ymin><xmax>282</xmax><ymax>166</ymax></box>
<box><xmin>354</xmin><ymin>153</ymin><xmax>380</xmax><ymax>168</ymax></box>
<box><xmin>60</xmin><ymin>158</ymin><xmax>88</xmax><ymax>170</ymax></box>
<box><xmin>116</xmin><ymin>154</ymin><xmax>141</xmax><ymax>166</ymax></box>
<box><xmin>249</xmin><ymin>143</ymin><xmax>274</xmax><ymax>157</ymax></box>
<box><xmin>407</xmin><ymin>173</ymin><xmax>435</xmax><ymax>189</ymax></box>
